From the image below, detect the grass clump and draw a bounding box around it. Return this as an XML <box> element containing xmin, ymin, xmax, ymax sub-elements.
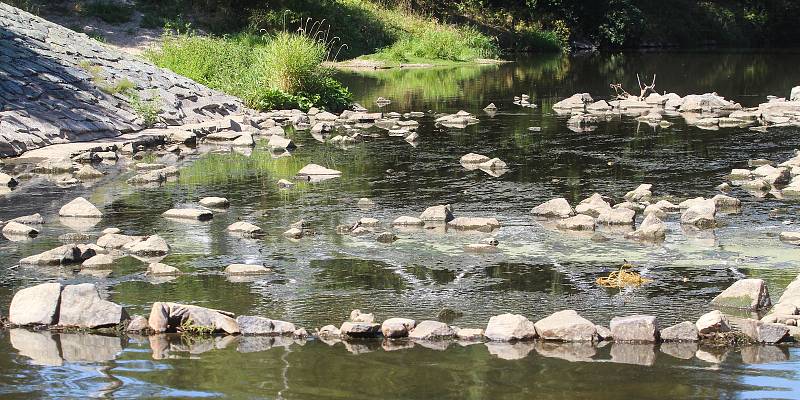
<box><xmin>372</xmin><ymin>25</ymin><xmax>499</xmax><ymax>63</ymax></box>
<box><xmin>128</xmin><ymin>91</ymin><xmax>161</xmax><ymax>128</ymax></box>
<box><xmin>147</xmin><ymin>27</ymin><xmax>351</xmax><ymax>111</ymax></box>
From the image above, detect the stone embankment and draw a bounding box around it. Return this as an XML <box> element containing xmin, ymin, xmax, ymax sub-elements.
<box><xmin>0</xmin><ymin>3</ymin><xmax>246</xmax><ymax>157</ymax></box>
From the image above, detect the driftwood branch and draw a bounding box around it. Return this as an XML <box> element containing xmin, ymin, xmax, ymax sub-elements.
<box><xmin>609</xmin><ymin>74</ymin><xmax>657</xmax><ymax>101</ymax></box>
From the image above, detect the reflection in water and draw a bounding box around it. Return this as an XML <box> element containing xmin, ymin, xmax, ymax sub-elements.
<box><xmin>2</xmin><ymin>52</ymin><xmax>800</xmax><ymax>398</ymax></box>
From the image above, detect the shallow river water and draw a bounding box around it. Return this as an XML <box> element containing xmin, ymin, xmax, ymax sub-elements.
<box><xmin>1</xmin><ymin>52</ymin><xmax>800</xmax><ymax>398</ymax></box>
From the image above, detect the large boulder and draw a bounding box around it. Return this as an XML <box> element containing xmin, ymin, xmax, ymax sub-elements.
<box><xmin>148</xmin><ymin>302</ymin><xmax>239</xmax><ymax>334</ymax></box>
<box><xmin>484</xmin><ymin>313</ymin><xmax>537</xmax><ymax>341</ymax></box>
<box><xmin>711</xmin><ymin>279</ymin><xmax>771</xmax><ymax>310</ymax></box>
<box><xmin>2</xmin><ymin>221</ymin><xmax>38</xmax><ymax>237</ymax></box>
<box><xmin>740</xmin><ymin>319</ymin><xmax>788</xmax><ymax>344</ymax></box>
<box><xmin>531</xmin><ymin>198</ymin><xmax>574</xmax><ymax>218</ymax></box>
<box><xmin>58</xmin><ymin>283</ymin><xmax>128</xmax><ymax>328</ymax></box>
<box><xmin>680</xmin><ymin>199</ymin><xmax>716</xmax><ymax>228</ymax></box>
<box><xmin>9</xmin><ymin>283</ymin><xmax>62</xmax><ymax>325</ymax></box>
<box><xmin>419</xmin><ymin>204</ymin><xmax>454</xmax><ymax>222</ymax></box>
<box><xmin>339</xmin><ymin>321</ymin><xmax>381</xmax><ymax>338</ymax></box>
<box><xmin>59</xmin><ymin>197</ymin><xmax>102</xmax><ymax>218</ymax></box>
<box><xmin>609</xmin><ymin>315</ymin><xmax>659</xmax><ymax>342</ymax></box>
<box><xmin>381</xmin><ymin>318</ymin><xmax>417</xmax><ymax>338</ymax></box>
<box><xmin>660</xmin><ymin>321</ymin><xmax>699</xmax><ymax>342</ymax></box>
<box><xmin>695</xmin><ymin>310</ymin><xmax>730</xmax><ymax>334</ymax></box>
<box><xmin>533</xmin><ymin>310</ymin><xmax>597</xmax><ymax>341</ymax></box>
<box><xmin>122</xmin><ymin>235</ymin><xmax>170</xmax><ymax>256</ymax></box>
<box><xmin>408</xmin><ymin>320</ymin><xmax>456</xmax><ymax>340</ymax></box>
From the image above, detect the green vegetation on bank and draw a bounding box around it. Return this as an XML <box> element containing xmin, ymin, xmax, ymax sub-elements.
<box><xmin>145</xmin><ymin>31</ymin><xmax>351</xmax><ymax>111</ymax></box>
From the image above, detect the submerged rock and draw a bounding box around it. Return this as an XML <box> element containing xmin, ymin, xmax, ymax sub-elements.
<box><xmin>227</xmin><ymin>221</ymin><xmax>263</xmax><ymax>235</ymax></box>
<box><xmin>297</xmin><ymin>163</ymin><xmax>342</xmax><ymax>176</ymax></box>
<box><xmin>447</xmin><ymin>217</ymin><xmax>500</xmax><ymax>232</ymax></box>
<box><xmin>146</xmin><ymin>262</ymin><xmax>182</xmax><ymax>276</ymax></box>
<box><xmin>711</xmin><ymin>279</ymin><xmax>771</xmax><ymax>310</ymax></box>
<box><xmin>59</xmin><ymin>197</ymin><xmax>102</xmax><ymax>218</ymax></box>
<box><xmin>224</xmin><ymin>264</ymin><xmax>270</xmax><ymax>275</ymax></box>
<box><xmin>199</xmin><ymin>197</ymin><xmax>230</xmax><ymax>208</ymax></box>
<box><xmin>460</xmin><ymin>153</ymin><xmax>490</xmax><ymax>165</ymax></box>
<box><xmin>484</xmin><ymin>313</ymin><xmax>537</xmax><ymax>341</ymax></box>
<box><xmin>392</xmin><ymin>216</ymin><xmax>424</xmax><ymax>226</ymax></box>
<box><xmin>9</xmin><ymin>283</ymin><xmax>62</xmax><ymax>325</ymax></box>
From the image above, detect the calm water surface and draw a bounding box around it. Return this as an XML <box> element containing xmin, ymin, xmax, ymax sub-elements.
<box><xmin>1</xmin><ymin>52</ymin><xmax>800</xmax><ymax>398</ymax></box>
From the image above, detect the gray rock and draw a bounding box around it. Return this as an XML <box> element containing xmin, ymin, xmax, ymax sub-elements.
<box><xmin>59</xmin><ymin>197</ymin><xmax>102</xmax><ymax>218</ymax></box>
<box><xmin>680</xmin><ymin>199</ymin><xmax>716</xmax><ymax>228</ymax></box>
<box><xmin>381</xmin><ymin>317</ymin><xmax>417</xmax><ymax>338</ymax></box>
<box><xmin>595</xmin><ymin>325</ymin><xmax>612</xmax><ymax>341</ymax></box>
<box><xmin>199</xmin><ymin>197</ymin><xmax>229</xmax><ymax>208</ymax></box>
<box><xmin>575</xmin><ymin>193</ymin><xmax>612</xmax><ymax>217</ymax></box>
<box><xmin>162</xmin><ymin>208</ymin><xmax>213</xmax><ymax>221</ymax></box>
<box><xmin>460</xmin><ymin>153</ymin><xmax>490</xmax><ymax>164</ymax></box>
<box><xmin>0</xmin><ymin>172</ymin><xmax>18</xmax><ymax>187</ymax></box>
<box><xmin>297</xmin><ymin>163</ymin><xmax>341</xmax><ymax>176</ymax></box>
<box><xmin>711</xmin><ymin>278</ymin><xmax>771</xmax><ymax>310</ymax></box>
<box><xmin>392</xmin><ymin>216</ymin><xmax>424</xmax><ymax>226</ymax></box>
<box><xmin>227</xmin><ymin>221</ymin><xmax>263</xmax><ymax>235</ymax></box>
<box><xmin>81</xmin><ymin>254</ymin><xmax>114</xmax><ymax>268</ymax></box>
<box><xmin>740</xmin><ymin>319</ymin><xmax>788</xmax><ymax>344</ymax></box>
<box><xmin>58</xmin><ymin>283</ymin><xmax>128</xmax><ymax>328</ymax></box>
<box><xmin>283</xmin><ymin>227</ymin><xmax>303</xmax><ymax>239</ymax></box>
<box><xmin>224</xmin><ymin>264</ymin><xmax>270</xmax><ymax>275</ymax></box>
<box><xmin>597</xmin><ymin>208</ymin><xmax>636</xmax><ymax>226</ymax></box>
<box><xmin>339</xmin><ymin>321</ymin><xmax>381</xmax><ymax>337</ymax></box>
<box><xmin>609</xmin><ymin>315</ymin><xmax>659</xmax><ymax>342</ymax></box>
<box><xmin>268</xmin><ymin>135</ymin><xmax>295</xmax><ymax>150</ymax></box>
<box><xmin>419</xmin><ymin>204</ymin><xmax>454</xmax><ymax>222</ymax></box>
<box><xmin>447</xmin><ymin>217</ymin><xmax>500</xmax><ymax>232</ymax></box>
<box><xmin>8</xmin><ymin>283</ymin><xmax>62</xmax><ymax>325</ymax></box>
<box><xmin>533</xmin><ymin>310</ymin><xmax>597</xmax><ymax>341</ymax></box>
<box><xmin>122</xmin><ymin>235</ymin><xmax>170</xmax><ymax>256</ymax></box>
<box><xmin>148</xmin><ymin>302</ymin><xmax>239</xmax><ymax>334</ymax></box>
<box><xmin>236</xmin><ymin>316</ymin><xmax>296</xmax><ymax>336</ymax></box>
<box><xmin>695</xmin><ymin>310</ymin><xmax>730</xmax><ymax>334</ymax></box>
<box><xmin>2</xmin><ymin>221</ymin><xmax>38</xmax><ymax>237</ymax></box>
<box><xmin>97</xmin><ymin>233</ymin><xmax>142</xmax><ymax>249</ymax></box>
<box><xmin>456</xmin><ymin>328</ymin><xmax>484</xmax><ymax>340</ymax></box>
<box><xmin>146</xmin><ymin>262</ymin><xmax>182</xmax><ymax>276</ymax></box>
<box><xmin>408</xmin><ymin>320</ymin><xmax>456</xmax><ymax>340</ymax></box>
<box><xmin>126</xmin><ymin>315</ymin><xmax>150</xmax><ymax>332</ymax></box>
<box><xmin>11</xmin><ymin>213</ymin><xmax>44</xmax><ymax>225</ymax></box>
<box><xmin>484</xmin><ymin>313</ymin><xmax>537</xmax><ymax>341</ymax></box>
<box><xmin>660</xmin><ymin>321</ymin><xmax>699</xmax><ymax>341</ymax></box>
<box><xmin>712</xmin><ymin>194</ymin><xmax>741</xmax><ymax>209</ymax></box>
<box><xmin>556</xmin><ymin>214</ymin><xmax>595</xmax><ymax>231</ymax></box>
<box><xmin>376</xmin><ymin>232</ymin><xmax>397</xmax><ymax>243</ymax></box>
<box><xmin>625</xmin><ymin>213</ymin><xmax>666</xmax><ymax>241</ymax></box>
<box><xmin>20</xmin><ymin>244</ymin><xmax>95</xmax><ymax>265</ymax></box>
<box><xmin>531</xmin><ymin>198</ymin><xmax>575</xmax><ymax>218</ymax></box>
<box><xmin>624</xmin><ymin>184</ymin><xmax>653</xmax><ymax>203</ymax></box>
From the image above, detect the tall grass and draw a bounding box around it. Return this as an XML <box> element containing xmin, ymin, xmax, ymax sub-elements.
<box><xmin>372</xmin><ymin>25</ymin><xmax>499</xmax><ymax>63</ymax></box>
<box><xmin>147</xmin><ymin>29</ymin><xmax>351</xmax><ymax>111</ymax></box>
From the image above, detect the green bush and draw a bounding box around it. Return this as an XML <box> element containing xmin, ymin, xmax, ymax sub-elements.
<box><xmin>372</xmin><ymin>25</ymin><xmax>499</xmax><ymax>63</ymax></box>
<box><xmin>147</xmin><ymin>32</ymin><xmax>351</xmax><ymax>111</ymax></box>
<box><xmin>81</xmin><ymin>0</ymin><xmax>133</xmax><ymax>24</ymax></box>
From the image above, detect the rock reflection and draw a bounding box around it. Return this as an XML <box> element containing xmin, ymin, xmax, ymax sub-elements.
<box><xmin>610</xmin><ymin>343</ymin><xmax>656</xmax><ymax>366</ymax></box>
<box><xmin>59</xmin><ymin>216</ymin><xmax>101</xmax><ymax>231</ymax></box>
<box><xmin>10</xmin><ymin>329</ymin><xmax>126</xmax><ymax>365</ymax></box>
<box><xmin>660</xmin><ymin>342</ymin><xmax>698</xmax><ymax>360</ymax></box>
<box><xmin>740</xmin><ymin>345</ymin><xmax>790</xmax><ymax>364</ymax></box>
<box><xmin>535</xmin><ymin>341</ymin><xmax>597</xmax><ymax>362</ymax></box>
<box><xmin>9</xmin><ymin>329</ymin><xmax>63</xmax><ymax>366</ymax></box>
<box><xmin>485</xmin><ymin>341</ymin><xmax>535</xmax><ymax>360</ymax></box>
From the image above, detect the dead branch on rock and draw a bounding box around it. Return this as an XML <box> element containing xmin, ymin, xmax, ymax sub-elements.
<box><xmin>609</xmin><ymin>74</ymin><xmax>657</xmax><ymax>101</ymax></box>
<box><xmin>637</xmin><ymin>73</ymin><xmax>656</xmax><ymax>100</ymax></box>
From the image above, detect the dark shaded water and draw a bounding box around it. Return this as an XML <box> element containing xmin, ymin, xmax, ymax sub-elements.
<box><xmin>1</xmin><ymin>52</ymin><xmax>800</xmax><ymax>398</ymax></box>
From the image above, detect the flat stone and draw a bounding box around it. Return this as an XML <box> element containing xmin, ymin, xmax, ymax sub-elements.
<box><xmin>199</xmin><ymin>197</ymin><xmax>229</xmax><ymax>208</ymax></box>
<box><xmin>163</xmin><ymin>208</ymin><xmax>213</xmax><ymax>221</ymax></box>
<box><xmin>456</xmin><ymin>328</ymin><xmax>484</xmax><ymax>340</ymax></box>
<box><xmin>224</xmin><ymin>264</ymin><xmax>270</xmax><ymax>275</ymax></box>
<box><xmin>9</xmin><ymin>283</ymin><xmax>62</xmax><ymax>325</ymax></box>
<box><xmin>59</xmin><ymin>197</ymin><xmax>102</xmax><ymax>218</ymax></box>
<box><xmin>381</xmin><ymin>318</ymin><xmax>417</xmax><ymax>338</ymax></box>
<box><xmin>695</xmin><ymin>310</ymin><xmax>730</xmax><ymax>334</ymax></box>
<box><xmin>408</xmin><ymin>320</ymin><xmax>456</xmax><ymax>340</ymax></box>
<box><xmin>236</xmin><ymin>316</ymin><xmax>296</xmax><ymax>336</ymax></box>
<box><xmin>81</xmin><ymin>254</ymin><xmax>114</xmax><ymax>268</ymax></box>
<box><xmin>460</xmin><ymin>153</ymin><xmax>490</xmax><ymax>164</ymax></box>
<box><xmin>2</xmin><ymin>221</ymin><xmax>38</xmax><ymax>237</ymax></box>
<box><xmin>20</xmin><ymin>244</ymin><xmax>95</xmax><ymax>265</ymax></box>
<box><xmin>297</xmin><ymin>163</ymin><xmax>341</xmax><ymax>176</ymax></box>
<box><xmin>534</xmin><ymin>310</ymin><xmax>597</xmax><ymax>341</ymax></box>
<box><xmin>609</xmin><ymin>315</ymin><xmax>659</xmax><ymax>342</ymax></box>
<box><xmin>660</xmin><ymin>321</ymin><xmax>699</xmax><ymax>341</ymax></box>
<box><xmin>392</xmin><ymin>216</ymin><xmax>424</xmax><ymax>226</ymax></box>
<box><xmin>58</xmin><ymin>283</ymin><xmax>127</xmax><ymax>328</ymax></box>
<box><xmin>484</xmin><ymin>313</ymin><xmax>537</xmax><ymax>341</ymax></box>
<box><xmin>227</xmin><ymin>221</ymin><xmax>263</xmax><ymax>235</ymax></box>
<box><xmin>447</xmin><ymin>217</ymin><xmax>500</xmax><ymax>232</ymax></box>
<box><xmin>11</xmin><ymin>213</ymin><xmax>44</xmax><ymax>225</ymax></box>
<box><xmin>146</xmin><ymin>262</ymin><xmax>182</xmax><ymax>276</ymax></box>
<box><xmin>711</xmin><ymin>279</ymin><xmax>771</xmax><ymax>310</ymax></box>
<box><xmin>122</xmin><ymin>235</ymin><xmax>170</xmax><ymax>256</ymax></box>
<box><xmin>531</xmin><ymin>198</ymin><xmax>574</xmax><ymax>218</ymax></box>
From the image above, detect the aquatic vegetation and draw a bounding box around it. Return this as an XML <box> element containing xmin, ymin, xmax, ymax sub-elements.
<box><xmin>596</xmin><ymin>262</ymin><xmax>652</xmax><ymax>288</ymax></box>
